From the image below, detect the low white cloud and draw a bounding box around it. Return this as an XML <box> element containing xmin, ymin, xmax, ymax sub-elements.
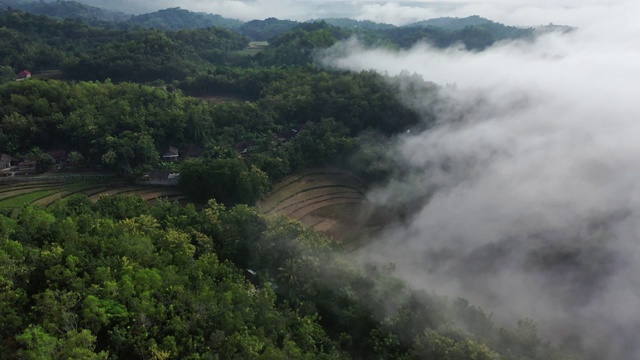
<box><xmin>322</xmin><ymin>1</ymin><xmax>640</xmax><ymax>358</ymax></box>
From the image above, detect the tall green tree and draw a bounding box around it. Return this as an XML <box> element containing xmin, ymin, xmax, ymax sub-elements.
<box><xmin>180</xmin><ymin>157</ymin><xmax>270</xmax><ymax>205</ymax></box>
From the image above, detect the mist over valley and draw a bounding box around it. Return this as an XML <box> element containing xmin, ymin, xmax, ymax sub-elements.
<box><xmin>1</xmin><ymin>1</ymin><xmax>638</xmax><ymax>359</ymax></box>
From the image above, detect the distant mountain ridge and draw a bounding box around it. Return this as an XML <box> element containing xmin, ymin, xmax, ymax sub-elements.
<box><xmin>238</xmin><ymin>18</ymin><xmax>299</xmax><ymax>41</ymax></box>
<box><xmin>404</xmin><ymin>15</ymin><xmax>492</xmax><ymax>30</ymax></box>
<box><xmin>0</xmin><ymin>0</ymin><xmax>572</xmax><ymax>47</ymax></box>
<box><xmin>308</xmin><ymin>18</ymin><xmax>396</xmax><ymax>31</ymax></box>
<box><xmin>128</xmin><ymin>7</ymin><xmax>243</xmax><ymax>30</ymax></box>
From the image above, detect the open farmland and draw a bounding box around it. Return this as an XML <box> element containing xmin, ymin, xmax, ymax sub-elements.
<box><xmin>0</xmin><ymin>179</ymin><xmax>186</xmax><ymax>209</ymax></box>
<box><xmin>258</xmin><ymin>168</ymin><xmax>379</xmax><ymax>248</ymax></box>
<box><xmin>236</xmin><ymin>41</ymin><xmax>268</xmax><ymax>56</ymax></box>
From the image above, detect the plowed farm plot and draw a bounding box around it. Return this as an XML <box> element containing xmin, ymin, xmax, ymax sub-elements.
<box><xmin>258</xmin><ymin>168</ymin><xmax>376</xmax><ymax>246</ymax></box>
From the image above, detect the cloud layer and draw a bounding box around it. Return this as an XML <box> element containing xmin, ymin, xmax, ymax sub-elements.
<box><xmin>321</xmin><ymin>2</ymin><xmax>640</xmax><ymax>358</ymax></box>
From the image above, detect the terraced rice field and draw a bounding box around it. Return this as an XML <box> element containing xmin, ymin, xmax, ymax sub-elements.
<box><xmin>258</xmin><ymin>168</ymin><xmax>376</xmax><ymax>247</ymax></box>
<box><xmin>0</xmin><ymin>180</ymin><xmax>186</xmax><ymax>209</ymax></box>
<box><xmin>236</xmin><ymin>41</ymin><xmax>268</xmax><ymax>56</ymax></box>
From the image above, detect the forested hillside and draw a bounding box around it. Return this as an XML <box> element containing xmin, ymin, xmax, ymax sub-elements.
<box><xmin>128</xmin><ymin>7</ymin><xmax>243</xmax><ymax>31</ymax></box>
<box><xmin>0</xmin><ymin>5</ymin><xmax>580</xmax><ymax>360</ymax></box>
<box><xmin>0</xmin><ymin>196</ymin><xmax>571</xmax><ymax>359</ymax></box>
<box><xmin>0</xmin><ymin>4</ymin><xmax>543</xmax><ymax>51</ymax></box>
<box><xmin>0</xmin><ymin>68</ymin><xmax>418</xmax><ymax>197</ymax></box>
<box><xmin>0</xmin><ymin>0</ymin><xmax>129</xmax><ymax>23</ymax></box>
<box><xmin>0</xmin><ymin>10</ymin><xmax>250</xmax><ymax>80</ymax></box>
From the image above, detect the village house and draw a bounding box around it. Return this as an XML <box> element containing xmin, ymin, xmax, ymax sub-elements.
<box><xmin>46</xmin><ymin>149</ymin><xmax>68</xmax><ymax>165</ymax></box>
<box><xmin>17</xmin><ymin>159</ymin><xmax>36</xmax><ymax>171</ymax></box>
<box><xmin>144</xmin><ymin>169</ymin><xmax>180</xmax><ymax>186</ymax></box>
<box><xmin>0</xmin><ymin>153</ymin><xmax>14</xmax><ymax>169</ymax></box>
<box><xmin>15</xmin><ymin>70</ymin><xmax>31</xmax><ymax>81</ymax></box>
<box><xmin>162</xmin><ymin>146</ymin><xmax>179</xmax><ymax>162</ymax></box>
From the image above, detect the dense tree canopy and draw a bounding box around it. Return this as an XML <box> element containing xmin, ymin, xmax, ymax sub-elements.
<box><xmin>0</xmin><ymin>197</ymin><xmax>572</xmax><ymax>360</ymax></box>
<box><xmin>0</xmin><ymin>7</ymin><xmax>579</xmax><ymax>360</ymax></box>
<box><xmin>0</xmin><ymin>9</ymin><xmax>540</xmax><ymax>78</ymax></box>
<box><xmin>0</xmin><ymin>198</ymin><xmax>348</xmax><ymax>359</ymax></box>
<box><xmin>128</xmin><ymin>7</ymin><xmax>243</xmax><ymax>31</ymax></box>
<box><xmin>0</xmin><ymin>66</ymin><xmax>423</xmax><ymax>192</ymax></box>
<box><xmin>1</xmin><ymin>0</ymin><xmax>129</xmax><ymax>23</ymax></box>
<box><xmin>0</xmin><ymin>10</ymin><xmax>249</xmax><ymax>78</ymax></box>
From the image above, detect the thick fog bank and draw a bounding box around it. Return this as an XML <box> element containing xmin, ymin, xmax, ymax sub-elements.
<box><xmin>320</xmin><ymin>4</ymin><xmax>640</xmax><ymax>359</ymax></box>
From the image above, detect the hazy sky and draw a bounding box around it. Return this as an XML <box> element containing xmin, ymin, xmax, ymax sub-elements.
<box><xmin>319</xmin><ymin>1</ymin><xmax>640</xmax><ymax>358</ymax></box>
<box><xmin>79</xmin><ymin>0</ymin><xmax>614</xmax><ymax>26</ymax></box>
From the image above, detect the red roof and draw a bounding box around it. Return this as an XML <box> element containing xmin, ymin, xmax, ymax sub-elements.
<box><xmin>18</xmin><ymin>70</ymin><xmax>31</xmax><ymax>76</ymax></box>
<box><xmin>45</xmin><ymin>149</ymin><xmax>68</xmax><ymax>161</ymax></box>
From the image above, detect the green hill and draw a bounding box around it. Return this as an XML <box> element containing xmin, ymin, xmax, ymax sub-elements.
<box><xmin>405</xmin><ymin>15</ymin><xmax>493</xmax><ymax>30</ymax></box>
<box><xmin>128</xmin><ymin>7</ymin><xmax>243</xmax><ymax>30</ymax></box>
<box><xmin>238</xmin><ymin>17</ymin><xmax>299</xmax><ymax>41</ymax></box>
<box><xmin>309</xmin><ymin>17</ymin><xmax>396</xmax><ymax>30</ymax></box>
<box><xmin>0</xmin><ymin>0</ymin><xmax>129</xmax><ymax>22</ymax></box>
<box><xmin>388</xmin><ymin>15</ymin><xmax>534</xmax><ymax>50</ymax></box>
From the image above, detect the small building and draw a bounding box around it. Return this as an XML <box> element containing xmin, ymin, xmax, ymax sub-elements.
<box><xmin>15</xmin><ymin>70</ymin><xmax>31</xmax><ymax>81</ymax></box>
<box><xmin>46</xmin><ymin>149</ymin><xmax>68</xmax><ymax>165</ymax></box>
<box><xmin>162</xmin><ymin>146</ymin><xmax>179</xmax><ymax>162</ymax></box>
<box><xmin>145</xmin><ymin>169</ymin><xmax>180</xmax><ymax>186</ymax></box>
<box><xmin>0</xmin><ymin>153</ymin><xmax>14</xmax><ymax>169</ymax></box>
<box><xmin>17</xmin><ymin>159</ymin><xmax>36</xmax><ymax>170</ymax></box>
